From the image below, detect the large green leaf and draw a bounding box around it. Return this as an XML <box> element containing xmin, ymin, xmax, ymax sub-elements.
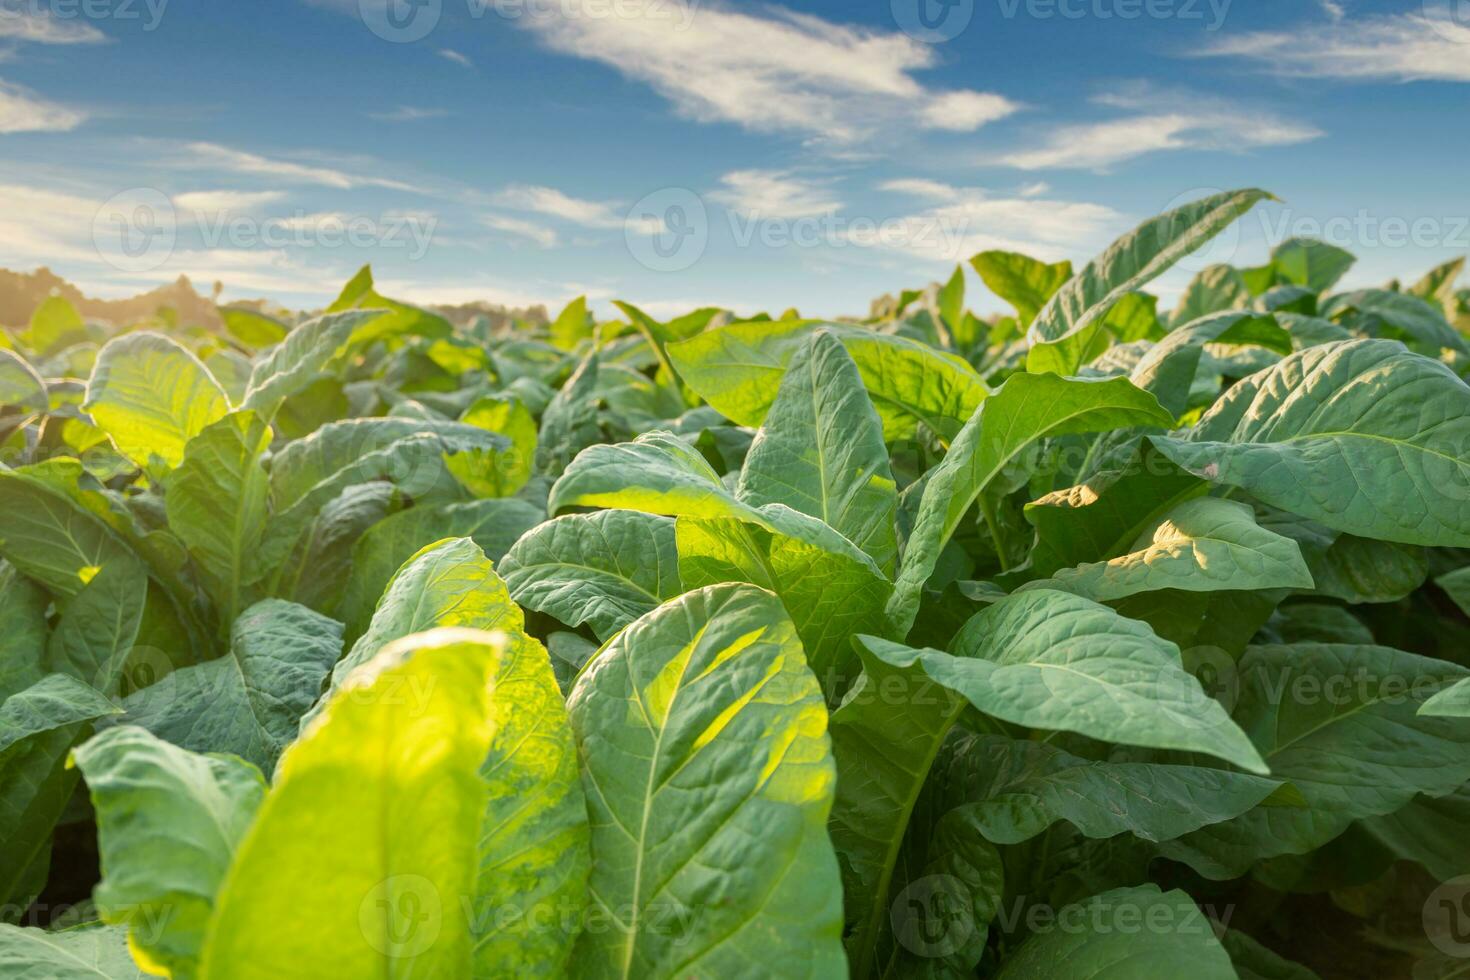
<box><xmin>267</xmin><ymin>417</ymin><xmax>509</xmax><ymax>511</ymax></box>
<box><xmin>329</xmin><ymin>537</ymin><xmax>523</xmax><ymax>693</ymax></box>
<box><xmin>0</xmin><ymin>923</ymin><xmax>144</xmax><ymax>978</ymax></box>
<box><xmin>737</xmin><ymin>330</ymin><xmax>898</xmax><ymax>573</ymax></box>
<box><xmin>120</xmin><ymin>599</ymin><xmax>342</xmax><ymax>772</ymax></box>
<box><xmin>459</xmin><ymin>394</ymin><xmax>536</xmax><ymax>496</ymax></box>
<box><xmin>219</xmin><ymin>306</ymin><xmax>289</xmax><ymax>348</ymax></box>
<box><xmin>1360</xmin><ymin>783</ymin><xmax>1470</xmax><ymax>882</ymax></box>
<box><xmin>471</xmin><ymin>627</ymin><xmax>589</xmax><ymax>977</ymax></box>
<box><xmin>1170</xmin><ymin>265</ymin><xmax>1252</xmax><ymax>327</ymax></box>
<box><xmin>1421</xmin><ymin>678</ymin><xmax>1470</xmax><ymax>717</ymax></box>
<box><xmin>926</xmin><ymin>733</ymin><xmax>1280</xmax><ymax>845</ymax></box>
<box><xmin>1151</xmin><ymin>339</ymin><xmax>1470</xmax><ymax>547</ymax></box>
<box><xmin>1435</xmin><ymin>566</ymin><xmax>1470</xmax><ymax>618</ymax></box>
<box><xmin>676</xmin><ymin>515</ymin><xmax>891</xmax><ymax>693</ymax></box>
<box><xmin>1322</xmin><ymin>289</ymin><xmax>1469</xmax><ymax>356</ymax></box>
<box><xmin>319</xmin><ymin>536</ymin><xmax>590</xmax><ymax>976</ymax></box>
<box><xmin>889</xmin><ymin>374</ymin><xmax>1174</xmax><ymax>635</ymax></box>
<box><xmin>565</xmin><ymin>584</ymin><xmax>845</xmax><ymax>978</ymax></box>
<box><xmin>667</xmin><ymin>320</ymin><xmax>988</xmax><ymax>442</ymax></box>
<box><xmin>1129</xmin><ymin>311</ymin><xmax>1291</xmax><ymax>417</ymax></box>
<box><xmin>19</xmin><ymin>295</ymin><xmax>87</xmax><ymax>356</ymax></box>
<box><xmin>1027</xmin><ymin>189</ymin><xmax>1272</xmax><ymax>374</ymax></box>
<box><xmin>866</xmin><ymin>591</ymin><xmax>1268</xmax><ymax>772</ymax></box>
<box><xmin>534</xmin><ymin>350</ymin><xmax>602</xmax><ymax>475</ymax></box>
<box><xmin>499</xmin><ymin>511</ymin><xmax>681</xmax><ymax>642</ymax></box>
<box><xmin>73</xmin><ymin>726</ymin><xmax>266</xmax><ymax>979</ymax></box>
<box><xmin>1160</xmin><ymin>643</ymin><xmax>1470</xmax><ymax>878</ymax></box>
<box><xmin>1022</xmin><ymin>443</ymin><xmax>1206</xmax><ymax>579</ymax></box>
<box><xmin>993</xmin><ymin>885</ymin><xmax>1236</xmax><ymax>979</ymax></box>
<box><xmin>163</xmin><ymin>410</ymin><xmax>272</xmax><ymax>622</ymax></box>
<box><xmin>0</xmin><ymin>349</ymin><xmax>47</xmax><ymax>415</ymax></box>
<box><xmin>828</xmin><ymin>640</ymin><xmax>965</xmax><ymax>978</ymax></box>
<box><xmin>0</xmin><ymin>675</ymin><xmax>121</xmax><ymax>918</ymax></box>
<box><xmin>969</xmin><ymin>250</ymin><xmax>1072</xmax><ymax>327</ymax></box>
<box><xmin>0</xmin><ymin>565</ymin><xmax>48</xmax><ymax>701</ymax></box>
<box><xmin>241</xmin><ymin>310</ymin><xmax>383</xmax><ymax>412</ymax></box>
<box><xmin>45</xmin><ymin>561</ymin><xmax>147</xmax><ymax>696</ymax></box>
<box><xmin>1270</xmin><ymin>237</ymin><xmax>1356</xmax><ymax>293</ymax></box>
<box><xmin>882</xmin><ymin>804</ymin><xmax>1004</xmax><ymax>978</ymax></box>
<box><xmin>198</xmin><ymin>629</ymin><xmax>502</xmax><ymax>978</ymax></box>
<box><xmin>1023</xmin><ymin>498</ymin><xmax>1313</xmax><ymax>602</ymax></box>
<box><xmin>84</xmin><ymin>333</ymin><xmax>229</xmax><ymax>470</ymax></box>
<box><xmin>337</xmin><ymin>498</ymin><xmax>542</xmax><ymax>643</ymax></box>
<box><xmin>0</xmin><ymin>462</ymin><xmax>144</xmax><ymax>598</ymax></box>
<box><xmin>549</xmin><ymin>430</ymin><xmax>755</xmax><ymax>521</ymax></box>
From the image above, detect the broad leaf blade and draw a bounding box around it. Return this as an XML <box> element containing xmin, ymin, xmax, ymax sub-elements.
<box><xmin>1151</xmin><ymin>339</ymin><xmax>1470</xmax><ymax>547</ymax></box>
<box><xmin>73</xmin><ymin>726</ymin><xmax>266</xmax><ymax>978</ymax></box>
<box><xmin>889</xmin><ymin>374</ymin><xmax>1174</xmax><ymax>635</ymax></box>
<box><xmin>737</xmin><ymin>330</ymin><xmax>898</xmax><ymax>573</ymax></box>
<box><xmin>199</xmin><ymin>629</ymin><xmax>503</xmax><ymax>979</ymax></box>
<box><xmin>566</xmin><ymin>584</ymin><xmax>846</xmax><ymax>978</ymax></box>
<box><xmin>500</xmin><ymin>511</ymin><xmax>681</xmax><ymax>642</ymax></box>
<box><xmin>84</xmin><ymin>333</ymin><xmax>229</xmax><ymax>470</ymax></box>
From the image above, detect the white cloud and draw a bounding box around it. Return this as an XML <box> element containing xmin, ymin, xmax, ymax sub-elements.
<box><xmin>439</xmin><ymin>48</ymin><xmax>472</xmax><ymax>68</ymax></box>
<box><xmin>879</xmin><ymin>178</ymin><xmax>960</xmax><ymax>202</ymax></box>
<box><xmin>482</xmin><ymin>213</ymin><xmax>559</xmax><ymax>248</ymax></box>
<box><xmin>842</xmin><ymin>181</ymin><xmax>1121</xmax><ymax>265</ymax></box>
<box><xmin>493</xmin><ymin>184</ymin><xmax>626</xmax><ymax>228</ymax></box>
<box><xmin>1319</xmin><ymin>0</ymin><xmax>1346</xmax><ymax>21</ymax></box>
<box><xmin>993</xmin><ymin>88</ymin><xmax>1320</xmax><ymax>170</ymax></box>
<box><xmin>0</xmin><ymin>181</ymin><xmax>103</xmax><ymax>266</ymax></box>
<box><xmin>367</xmin><ymin>105</ymin><xmax>449</xmax><ymax>122</ymax></box>
<box><xmin>0</xmin><ymin>4</ymin><xmax>106</xmax><ymax>43</ymax></box>
<box><xmin>920</xmin><ymin>91</ymin><xmax>1019</xmax><ymax>132</ymax></box>
<box><xmin>513</xmin><ymin>1</ymin><xmax>1019</xmax><ymax>142</ymax></box>
<box><xmin>711</xmin><ymin>169</ymin><xmax>840</xmax><ymax>218</ymax></box>
<box><xmin>182</xmin><ymin>142</ymin><xmax>423</xmax><ymax>192</ymax></box>
<box><xmin>173</xmin><ymin>190</ymin><xmax>288</xmax><ymax>214</ymax></box>
<box><xmin>1201</xmin><ymin>10</ymin><xmax>1470</xmax><ymax>82</ymax></box>
<box><xmin>0</xmin><ymin>79</ymin><xmax>85</xmax><ymax>133</ymax></box>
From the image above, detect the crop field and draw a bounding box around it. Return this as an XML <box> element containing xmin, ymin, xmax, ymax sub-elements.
<box><xmin>0</xmin><ymin>188</ymin><xmax>1468</xmax><ymax>978</ymax></box>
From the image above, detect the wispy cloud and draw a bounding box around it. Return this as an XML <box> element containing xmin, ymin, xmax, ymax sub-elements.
<box><xmin>862</xmin><ymin>179</ymin><xmax>1120</xmax><ymax>263</ymax></box>
<box><xmin>992</xmin><ymin>86</ymin><xmax>1320</xmax><ymax>170</ymax></box>
<box><xmin>0</xmin><ymin>79</ymin><xmax>86</xmax><ymax>133</ymax></box>
<box><xmin>711</xmin><ymin>170</ymin><xmax>841</xmax><ymax>218</ymax></box>
<box><xmin>878</xmin><ymin>178</ymin><xmax>960</xmax><ymax>202</ymax></box>
<box><xmin>0</xmin><ymin>3</ymin><xmax>107</xmax><ymax>44</ymax></box>
<box><xmin>1319</xmin><ymin>0</ymin><xmax>1346</xmax><ymax>22</ymax></box>
<box><xmin>493</xmin><ymin>184</ymin><xmax>627</xmax><ymax>228</ymax></box>
<box><xmin>182</xmin><ymin>142</ymin><xmax>423</xmax><ymax>192</ymax></box>
<box><xmin>173</xmin><ymin>190</ymin><xmax>288</xmax><ymax>214</ymax></box>
<box><xmin>367</xmin><ymin>105</ymin><xmax>450</xmax><ymax>122</ymax></box>
<box><xmin>513</xmin><ymin>0</ymin><xmax>1019</xmax><ymax>143</ymax></box>
<box><xmin>439</xmin><ymin>48</ymin><xmax>472</xmax><ymax>68</ymax></box>
<box><xmin>1200</xmin><ymin>10</ymin><xmax>1470</xmax><ymax>82</ymax></box>
<box><xmin>482</xmin><ymin>213</ymin><xmax>559</xmax><ymax>248</ymax></box>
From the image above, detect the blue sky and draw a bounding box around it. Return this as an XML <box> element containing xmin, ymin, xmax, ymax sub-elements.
<box><xmin>1</xmin><ymin>0</ymin><xmax>1468</xmax><ymax>318</ymax></box>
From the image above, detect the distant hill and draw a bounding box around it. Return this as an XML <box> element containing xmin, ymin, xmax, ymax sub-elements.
<box><xmin>0</xmin><ymin>268</ymin><xmax>224</xmax><ymax>331</ymax></box>
<box><xmin>0</xmin><ymin>267</ymin><xmax>550</xmax><ymax>332</ymax></box>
